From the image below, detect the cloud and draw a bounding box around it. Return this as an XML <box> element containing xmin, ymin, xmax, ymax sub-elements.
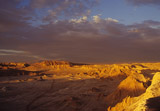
<box><xmin>27</xmin><ymin>0</ymin><xmax>99</xmax><ymax>23</ymax></box>
<box><xmin>126</xmin><ymin>0</ymin><xmax>160</xmax><ymax>6</ymax></box>
<box><xmin>143</xmin><ymin>20</ymin><xmax>160</xmax><ymax>27</ymax></box>
<box><xmin>0</xmin><ymin>53</ymin><xmax>11</xmax><ymax>56</ymax></box>
<box><xmin>93</xmin><ymin>14</ymin><xmax>101</xmax><ymax>23</ymax></box>
<box><xmin>70</xmin><ymin>16</ymin><xmax>88</xmax><ymax>23</ymax></box>
<box><xmin>1</xmin><ymin>15</ymin><xmax>160</xmax><ymax>63</ymax></box>
<box><xmin>0</xmin><ymin>49</ymin><xmax>27</xmax><ymax>54</ymax></box>
<box><xmin>0</xmin><ymin>0</ymin><xmax>99</xmax><ymax>28</ymax></box>
<box><xmin>0</xmin><ymin>49</ymin><xmax>44</xmax><ymax>62</ymax></box>
<box><xmin>105</xmin><ymin>18</ymin><xmax>119</xmax><ymax>23</ymax></box>
<box><xmin>1</xmin><ymin>0</ymin><xmax>160</xmax><ymax>63</ymax></box>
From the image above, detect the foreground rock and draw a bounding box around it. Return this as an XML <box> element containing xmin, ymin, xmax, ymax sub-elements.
<box><xmin>108</xmin><ymin>72</ymin><xmax>160</xmax><ymax>111</ymax></box>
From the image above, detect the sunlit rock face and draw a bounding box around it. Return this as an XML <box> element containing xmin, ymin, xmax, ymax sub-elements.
<box><xmin>107</xmin><ymin>72</ymin><xmax>160</xmax><ymax>111</ymax></box>
<box><xmin>0</xmin><ymin>62</ymin><xmax>29</xmax><ymax>69</ymax></box>
<box><xmin>105</xmin><ymin>75</ymin><xmax>146</xmax><ymax>107</ymax></box>
<box><xmin>21</xmin><ymin>60</ymin><xmax>74</xmax><ymax>71</ymax></box>
<box><xmin>0</xmin><ymin>60</ymin><xmax>160</xmax><ymax>111</ymax></box>
<box><xmin>35</xmin><ymin>60</ymin><xmax>72</xmax><ymax>66</ymax></box>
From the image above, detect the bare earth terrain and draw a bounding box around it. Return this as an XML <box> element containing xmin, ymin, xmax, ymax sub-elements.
<box><xmin>0</xmin><ymin>61</ymin><xmax>160</xmax><ymax>111</ymax></box>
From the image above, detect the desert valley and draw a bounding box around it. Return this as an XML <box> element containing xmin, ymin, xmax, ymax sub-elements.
<box><xmin>0</xmin><ymin>60</ymin><xmax>160</xmax><ymax>111</ymax></box>
<box><xmin>1</xmin><ymin>0</ymin><xmax>160</xmax><ymax>111</ymax></box>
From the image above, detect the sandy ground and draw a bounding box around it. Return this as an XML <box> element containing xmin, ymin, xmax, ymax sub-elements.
<box><xmin>0</xmin><ymin>74</ymin><xmax>124</xmax><ymax>111</ymax></box>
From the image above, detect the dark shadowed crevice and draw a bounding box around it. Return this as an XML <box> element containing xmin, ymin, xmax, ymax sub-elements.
<box><xmin>146</xmin><ymin>96</ymin><xmax>160</xmax><ymax>111</ymax></box>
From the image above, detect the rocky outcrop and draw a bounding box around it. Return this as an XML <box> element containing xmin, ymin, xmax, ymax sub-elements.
<box><xmin>105</xmin><ymin>75</ymin><xmax>146</xmax><ymax>107</ymax></box>
<box><xmin>35</xmin><ymin>60</ymin><xmax>72</xmax><ymax>66</ymax></box>
<box><xmin>0</xmin><ymin>62</ymin><xmax>29</xmax><ymax>69</ymax></box>
<box><xmin>25</xmin><ymin>60</ymin><xmax>76</xmax><ymax>71</ymax></box>
<box><xmin>107</xmin><ymin>72</ymin><xmax>160</xmax><ymax>111</ymax></box>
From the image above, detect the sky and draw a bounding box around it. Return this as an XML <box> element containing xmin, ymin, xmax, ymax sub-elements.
<box><xmin>0</xmin><ymin>0</ymin><xmax>160</xmax><ymax>64</ymax></box>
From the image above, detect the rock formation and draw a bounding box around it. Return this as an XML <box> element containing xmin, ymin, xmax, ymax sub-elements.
<box><xmin>0</xmin><ymin>60</ymin><xmax>160</xmax><ymax>111</ymax></box>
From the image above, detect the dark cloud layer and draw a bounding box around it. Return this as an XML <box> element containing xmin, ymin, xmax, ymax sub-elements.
<box><xmin>0</xmin><ymin>0</ymin><xmax>160</xmax><ymax>63</ymax></box>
